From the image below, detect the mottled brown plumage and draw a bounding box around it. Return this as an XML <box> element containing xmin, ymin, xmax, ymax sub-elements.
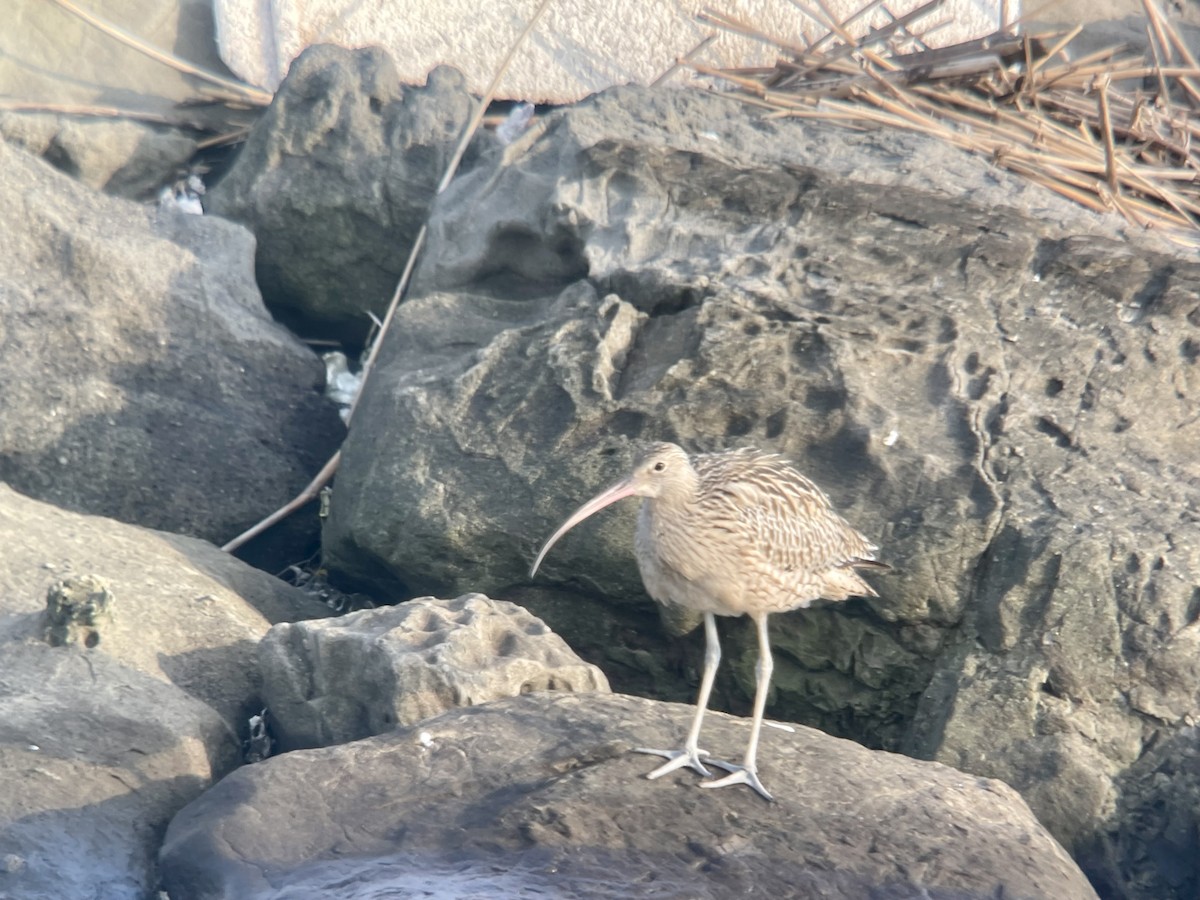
<box><xmin>634</xmin><ymin>444</ymin><xmax>881</xmax><ymax>619</ymax></box>
<box><xmin>531</xmin><ymin>441</ymin><xmax>886</xmax><ymax>801</ymax></box>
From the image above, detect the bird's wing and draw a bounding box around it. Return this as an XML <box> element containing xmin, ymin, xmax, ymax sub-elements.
<box><xmin>696</xmin><ymin>450</ymin><xmax>879</xmax><ymax>576</ymax></box>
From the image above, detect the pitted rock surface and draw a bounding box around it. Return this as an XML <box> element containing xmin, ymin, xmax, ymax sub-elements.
<box><xmin>259</xmin><ymin>593</ymin><xmax>610</xmax><ymax>749</ymax></box>
<box><xmin>158</xmin><ymin>692</ymin><xmax>1097</xmax><ymax>900</ymax></box>
<box><xmin>320</xmin><ymin>77</ymin><xmax>1200</xmax><ymax>899</ymax></box>
<box><xmin>205</xmin><ymin>47</ymin><xmax>475</xmax><ymax>348</ymax></box>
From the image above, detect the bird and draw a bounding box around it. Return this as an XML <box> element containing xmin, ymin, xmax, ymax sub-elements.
<box><xmin>530</xmin><ymin>441</ymin><xmax>887</xmax><ymax>801</ymax></box>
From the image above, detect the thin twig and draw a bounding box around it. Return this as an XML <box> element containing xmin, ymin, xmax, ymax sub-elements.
<box><xmin>0</xmin><ymin>99</ymin><xmax>207</xmax><ymax>128</ymax></box>
<box><xmin>1150</xmin><ymin>0</ymin><xmax>1200</xmax><ymax>106</ymax></box>
<box><xmin>221</xmin><ymin>452</ymin><xmax>342</xmax><ymax>553</ymax></box>
<box><xmin>196</xmin><ymin>129</ymin><xmax>253</xmax><ymax>150</ymax></box>
<box><xmin>652</xmin><ymin>34</ymin><xmax>719</xmax><ymax>87</ymax></box>
<box><xmin>356</xmin><ymin>0</ymin><xmax>556</xmax><ymax>415</ymax></box>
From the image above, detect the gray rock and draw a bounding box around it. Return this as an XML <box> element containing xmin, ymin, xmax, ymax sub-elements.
<box><xmin>0</xmin><ymin>139</ymin><xmax>345</xmax><ymax>570</ymax></box>
<box><xmin>0</xmin><ymin>483</ymin><xmax>331</xmax><ymax>900</ymax></box>
<box><xmin>206</xmin><ymin>46</ymin><xmax>475</xmax><ymax>348</ymax></box>
<box><xmin>1</xmin><ymin>645</ymin><xmax>233</xmax><ymax>900</ymax></box>
<box><xmin>320</xmin><ymin>80</ymin><xmax>1200</xmax><ymax>898</ymax></box>
<box><xmin>1093</xmin><ymin>725</ymin><xmax>1200</xmax><ymax>899</ymax></box>
<box><xmin>0</xmin><ymin>113</ymin><xmax>199</xmax><ymax>199</ymax></box>
<box><xmin>159</xmin><ymin>692</ymin><xmax>1098</xmax><ymax>900</ymax></box>
<box><xmin>259</xmin><ymin>592</ymin><xmax>610</xmax><ymax>749</ymax></box>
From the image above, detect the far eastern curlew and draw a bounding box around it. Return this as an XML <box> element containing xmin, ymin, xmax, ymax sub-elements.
<box><xmin>530</xmin><ymin>442</ymin><xmax>887</xmax><ymax>801</ymax></box>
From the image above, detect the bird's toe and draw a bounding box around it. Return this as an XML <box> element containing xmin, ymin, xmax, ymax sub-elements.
<box><xmin>633</xmin><ymin>746</ymin><xmax>712</xmax><ymax>779</ymax></box>
<box><xmin>701</xmin><ymin>765</ymin><xmax>774</xmax><ymax>802</ymax></box>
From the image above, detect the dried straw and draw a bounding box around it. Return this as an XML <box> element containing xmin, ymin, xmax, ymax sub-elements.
<box><xmin>686</xmin><ymin>0</ymin><xmax>1200</xmax><ymax>249</ymax></box>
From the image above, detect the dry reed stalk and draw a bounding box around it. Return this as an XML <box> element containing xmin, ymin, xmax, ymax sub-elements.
<box><xmin>691</xmin><ymin>0</ymin><xmax>1200</xmax><ymax>248</ymax></box>
<box><xmin>772</xmin><ymin>14</ymin><xmax>923</xmax><ymax>88</ymax></box>
<box><xmin>701</xmin><ymin>9</ymin><xmax>814</xmax><ymax>58</ymax></box>
<box><xmin>1097</xmin><ymin>77</ymin><xmax>1120</xmax><ymax>193</ymax></box>
<box><xmin>809</xmin><ymin>0</ymin><xmax>889</xmax><ymax>52</ymax></box>
<box><xmin>1031</xmin><ymin>25</ymin><xmax>1083</xmax><ymax>77</ymax></box>
<box><xmin>0</xmin><ymin>99</ymin><xmax>198</xmax><ymax>127</ymax></box>
<box><xmin>653</xmin><ymin>35</ymin><xmax>719</xmax><ymax>87</ymax></box>
<box><xmin>689</xmin><ymin>60</ymin><xmax>781</xmax><ymax>94</ymax></box>
<box><xmin>1142</xmin><ymin>0</ymin><xmax>1200</xmax><ymax>106</ymax></box>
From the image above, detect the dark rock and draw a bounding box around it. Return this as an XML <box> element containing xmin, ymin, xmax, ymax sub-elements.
<box><xmin>259</xmin><ymin>592</ymin><xmax>609</xmax><ymax>750</ymax></box>
<box><xmin>206</xmin><ymin>46</ymin><xmax>475</xmax><ymax>348</ymax></box>
<box><xmin>159</xmin><ymin>692</ymin><xmax>1097</xmax><ymax>900</ymax></box>
<box><xmin>0</xmin><ymin>139</ymin><xmax>345</xmax><ymax>571</ymax></box>
<box><xmin>1090</xmin><ymin>726</ymin><xmax>1200</xmax><ymax>900</ymax></box>
<box><xmin>0</xmin><ymin>483</ymin><xmax>331</xmax><ymax>900</ymax></box>
<box><xmin>320</xmin><ymin>79</ymin><xmax>1200</xmax><ymax>899</ymax></box>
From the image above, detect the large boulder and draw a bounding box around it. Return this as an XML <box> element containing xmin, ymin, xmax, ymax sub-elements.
<box><xmin>320</xmin><ymin>78</ymin><xmax>1200</xmax><ymax>898</ymax></box>
<box><xmin>205</xmin><ymin>47</ymin><xmax>475</xmax><ymax>348</ymax></box>
<box><xmin>0</xmin><ymin>138</ymin><xmax>345</xmax><ymax>571</ymax></box>
<box><xmin>159</xmin><ymin>691</ymin><xmax>1097</xmax><ymax>900</ymax></box>
<box><xmin>259</xmin><ymin>593</ymin><xmax>610</xmax><ymax>749</ymax></box>
<box><xmin>0</xmin><ymin>483</ymin><xmax>331</xmax><ymax>900</ymax></box>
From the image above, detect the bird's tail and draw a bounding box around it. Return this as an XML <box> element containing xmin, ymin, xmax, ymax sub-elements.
<box><xmin>848</xmin><ymin>558</ymin><xmax>891</xmax><ymax>571</ymax></box>
<box><xmin>833</xmin><ymin>557</ymin><xmax>890</xmax><ymax>598</ymax></box>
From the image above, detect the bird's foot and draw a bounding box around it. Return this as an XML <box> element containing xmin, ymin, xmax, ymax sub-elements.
<box><xmin>702</xmin><ymin>762</ymin><xmax>774</xmax><ymax>802</ymax></box>
<box><xmin>633</xmin><ymin>745</ymin><xmax>712</xmax><ymax>779</ymax></box>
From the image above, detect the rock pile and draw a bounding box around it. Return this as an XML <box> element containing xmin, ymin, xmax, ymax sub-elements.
<box><xmin>3</xmin><ymin>32</ymin><xmax>1196</xmax><ymax>900</ymax></box>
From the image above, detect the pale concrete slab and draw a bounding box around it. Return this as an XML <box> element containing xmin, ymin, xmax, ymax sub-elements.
<box><xmin>214</xmin><ymin>0</ymin><xmax>1013</xmax><ymax>101</ymax></box>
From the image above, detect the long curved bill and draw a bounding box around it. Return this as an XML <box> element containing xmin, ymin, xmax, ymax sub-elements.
<box><xmin>529</xmin><ymin>477</ymin><xmax>639</xmax><ymax>577</ymax></box>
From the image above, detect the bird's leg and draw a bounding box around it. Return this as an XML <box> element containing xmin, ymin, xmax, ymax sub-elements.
<box><xmin>704</xmin><ymin>612</ymin><xmax>774</xmax><ymax>801</ymax></box>
<box><xmin>635</xmin><ymin>611</ymin><xmax>721</xmax><ymax>779</ymax></box>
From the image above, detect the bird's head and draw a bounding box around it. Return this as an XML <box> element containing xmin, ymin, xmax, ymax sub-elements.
<box><xmin>625</xmin><ymin>442</ymin><xmax>694</xmax><ymax>499</ymax></box>
<box><xmin>529</xmin><ymin>442</ymin><xmax>695</xmax><ymax>577</ymax></box>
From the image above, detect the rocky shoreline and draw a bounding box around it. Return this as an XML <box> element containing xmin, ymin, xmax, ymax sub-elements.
<box><xmin>2</xmin><ymin>32</ymin><xmax>1198</xmax><ymax>900</ymax></box>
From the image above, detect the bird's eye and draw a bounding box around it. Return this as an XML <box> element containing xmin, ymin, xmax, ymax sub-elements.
<box><xmin>653</xmin><ymin>460</ymin><xmax>666</xmax><ymax>472</ymax></box>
